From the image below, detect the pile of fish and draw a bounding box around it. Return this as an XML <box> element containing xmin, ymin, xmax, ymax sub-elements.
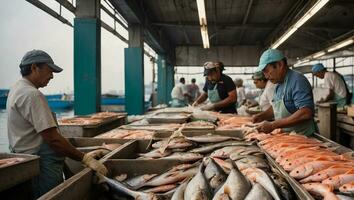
<box><xmin>100</xmin><ymin>134</ymin><xmax>295</xmax><ymax>200</ymax></box>
<box><xmin>59</xmin><ymin>112</ymin><xmax>122</xmax><ymax>126</ymax></box>
<box><xmin>91</xmin><ymin>111</ymin><xmax>122</xmax><ymax>120</ymax></box>
<box><xmin>121</xmin><ymin>124</ymin><xmax>181</xmax><ymax>132</ymax></box>
<box><xmin>0</xmin><ymin>157</ymin><xmax>26</xmax><ymax>167</ymax></box>
<box><xmin>247</xmin><ymin>131</ymin><xmax>354</xmax><ymax>200</ymax></box>
<box><xmin>95</xmin><ymin>129</ymin><xmax>155</xmax><ymax>139</ymax></box>
<box><xmin>76</xmin><ymin>143</ymin><xmax>121</xmax><ymax>153</ymax></box>
<box><xmin>216</xmin><ymin>115</ymin><xmax>252</xmax><ymax>130</ymax></box>
<box><xmin>182</xmin><ymin>121</ymin><xmax>216</xmax><ymax>131</ymax></box>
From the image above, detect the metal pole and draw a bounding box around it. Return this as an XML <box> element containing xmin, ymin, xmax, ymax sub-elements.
<box><xmin>333</xmin><ymin>58</ymin><xmax>336</xmax><ymax>72</ymax></box>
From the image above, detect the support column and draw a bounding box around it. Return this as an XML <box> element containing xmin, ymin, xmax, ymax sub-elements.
<box><xmin>74</xmin><ymin>0</ymin><xmax>101</xmax><ymax>115</ymax></box>
<box><xmin>125</xmin><ymin>24</ymin><xmax>144</xmax><ymax>114</ymax></box>
<box><xmin>166</xmin><ymin>65</ymin><xmax>175</xmax><ymax>103</ymax></box>
<box><xmin>157</xmin><ymin>55</ymin><xmax>167</xmax><ymax>104</ymax></box>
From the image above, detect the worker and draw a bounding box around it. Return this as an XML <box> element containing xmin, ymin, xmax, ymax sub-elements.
<box><xmin>253</xmin><ymin>49</ymin><xmax>316</xmax><ymax>136</ymax></box>
<box><xmin>252</xmin><ymin>71</ymin><xmax>276</xmax><ymax>111</ymax></box>
<box><xmin>7</xmin><ymin>50</ymin><xmax>108</xmax><ymax>198</ymax></box>
<box><xmin>171</xmin><ymin>77</ymin><xmax>190</xmax><ymax>107</ymax></box>
<box><xmin>312</xmin><ymin>63</ymin><xmax>351</xmax><ymax>108</ymax></box>
<box><xmin>187</xmin><ymin>78</ymin><xmax>201</xmax><ymax>103</ymax></box>
<box><xmin>192</xmin><ymin>61</ymin><xmax>237</xmax><ymax>113</ymax></box>
<box><xmin>234</xmin><ymin>78</ymin><xmax>246</xmax><ymax>108</ymax></box>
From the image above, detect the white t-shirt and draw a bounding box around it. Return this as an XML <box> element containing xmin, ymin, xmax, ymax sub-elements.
<box><xmin>324</xmin><ymin>71</ymin><xmax>347</xmax><ymax>98</ymax></box>
<box><xmin>171</xmin><ymin>83</ymin><xmax>188</xmax><ymax>101</ymax></box>
<box><xmin>236</xmin><ymin>86</ymin><xmax>246</xmax><ymax>105</ymax></box>
<box><xmin>7</xmin><ymin>78</ymin><xmax>57</xmax><ymax>154</ymax></box>
<box><xmin>259</xmin><ymin>81</ymin><xmax>276</xmax><ymax>111</ymax></box>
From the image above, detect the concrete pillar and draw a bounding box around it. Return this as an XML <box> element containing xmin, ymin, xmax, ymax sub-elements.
<box><xmin>157</xmin><ymin>55</ymin><xmax>167</xmax><ymax>104</ymax></box>
<box><xmin>125</xmin><ymin>24</ymin><xmax>145</xmax><ymax>114</ymax></box>
<box><xmin>74</xmin><ymin>0</ymin><xmax>101</xmax><ymax>115</ymax></box>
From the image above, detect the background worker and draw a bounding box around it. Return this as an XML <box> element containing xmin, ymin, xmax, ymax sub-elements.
<box><xmin>312</xmin><ymin>63</ymin><xmax>351</xmax><ymax>108</ymax></box>
<box><xmin>187</xmin><ymin>78</ymin><xmax>201</xmax><ymax>104</ymax></box>
<box><xmin>252</xmin><ymin>71</ymin><xmax>276</xmax><ymax>111</ymax></box>
<box><xmin>253</xmin><ymin>49</ymin><xmax>316</xmax><ymax>136</ymax></box>
<box><xmin>7</xmin><ymin>50</ymin><xmax>107</xmax><ymax>198</ymax></box>
<box><xmin>192</xmin><ymin>61</ymin><xmax>237</xmax><ymax>113</ymax></box>
<box><xmin>171</xmin><ymin>77</ymin><xmax>190</xmax><ymax>107</ymax></box>
<box><xmin>234</xmin><ymin>78</ymin><xmax>246</xmax><ymax>108</ymax></box>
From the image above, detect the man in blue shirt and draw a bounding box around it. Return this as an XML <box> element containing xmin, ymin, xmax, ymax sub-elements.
<box><xmin>253</xmin><ymin>49</ymin><xmax>316</xmax><ymax>136</ymax></box>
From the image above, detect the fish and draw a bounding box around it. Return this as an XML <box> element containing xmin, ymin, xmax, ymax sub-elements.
<box><xmin>204</xmin><ymin>158</ymin><xmax>227</xmax><ymax>191</ymax></box>
<box><xmin>213</xmin><ymin>162</ymin><xmax>250</xmax><ymax>200</ymax></box>
<box><xmin>170</xmin><ymin>162</ymin><xmax>201</xmax><ymax>172</ymax></box>
<box><xmin>142</xmin><ymin>184</ymin><xmax>177</xmax><ymax>193</ymax></box>
<box><xmin>302</xmin><ymin>183</ymin><xmax>338</xmax><ymax>200</ymax></box>
<box><xmin>125</xmin><ymin>174</ymin><xmax>158</xmax><ymax>189</ymax></box>
<box><xmin>244</xmin><ymin>183</ymin><xmax>273</xmax><ymax>200</ymax></box>
<box><xmin>231</xmin><ymin>155</ymin><xmax>269</xmax><ymax>171</ymax></box>
<box><xmin>269</xmin><ymin>171</ymin><xmax>294</xmax><ymax>200</ymax></box>
<box><xmin>171</xmin><ymin>179</ymin><xmax>189</xmax><ymax>200</ymax></box>
<box><xmin>184</xmin><ymin>164</ymin><xmax>212</xmax><ymax>200</ymax></box>
<box><xmin>339</xmin><ymin>181</ymin><xmax>354</xmax><ymax>194</ymax></box>
<box><xmin>211</xmin><ymin>146</ymin><xmax>243</xmax><ymax>158</ymax></box>
<box><xmin>189</xmin><ymin>141</ymin><xmax>255</xmax><ymax>154</ymax></box>
<box><xmin>152</xmin><ymin>137</ymin><xmax>193</xmax><ymax>149</ymax></box>
<box><xmin>289</xmin><ymin>161</ymin><xmax>348</xmax><ymax>179</ymax></box>
<box><xmin>336</xmin><ymin>194</ymin><xmax>354</xmax><ymax>200</ymax></box>
<box><xmin>185</xmin><ymin>134</ymin><xmax>237</xmax><ymax>143</ymax></box>
<box><xmin>138</xmin><ymin>149</ymin><xmax>172</xmax><ymax>159</ymax></box>
<box><xmin>159</xmin><ymin>152</ymin><xmax>203</xmax><ymax>162</ymax></box>
<box><xmin>300</xmin><ymin>166</ymin><xmax>353</xmax><ymax>183</ymax></box>
<box><xmin>99</xmin><ymin>175</ymin><xmax>159</xmax><ymax>200</ymax></box>
<box><xmin>0</xmin><ymin>157</ymin><xmax>25</xmax><ymax>166</ymax></box>
<box><xmin>322</xmin><ymin>172</ymin><xmax>354</xmax><ymax>189</ymax></box>
<box><xmin>114</xmin><ymin>174</ymin><xmax>128</xmax><ymax>182</ymax></box>
<box><xmin>212</xmin><ymin>158</ymin><xmax>232</xmax><ymax>174</ymax></box>
<box><xmin>242</xmin><ymin>168</ymin><xmax>282</xmax><ymax>200</ymax></box>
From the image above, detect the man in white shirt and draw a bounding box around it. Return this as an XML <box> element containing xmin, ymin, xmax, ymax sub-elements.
<box><xmin>312</xmin><ymin>63</ymin><xmax>350</xmax><ymax>108</ymax></box>
<box><xmin>252</xmin><ymin>71</ymin><xmax>276</xmax><ymax>111</ymax></box>
<box><xmin>234</xmin><ymin>78</ymin><xmax>246</xmax><ymax>108</ymax></box>
<box><xmin>171</xmin><ymin>77</ymin><xmax>190</xmax><ymax>107</ymax></box>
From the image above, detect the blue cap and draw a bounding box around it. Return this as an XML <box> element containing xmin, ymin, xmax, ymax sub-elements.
<box><xmin>312</xmin><ymin>63</ymin><xmax>325</xmax><ymax>73</ymax></box>
<box><xmin>256</xmin><ymin>49</ymin><xmax>285</xmax><ymax>72</ymax></box>
<box><xmin>20</xmin><ymin>50</ymin><xmax>63</xmax><ymax>73</ymax></box>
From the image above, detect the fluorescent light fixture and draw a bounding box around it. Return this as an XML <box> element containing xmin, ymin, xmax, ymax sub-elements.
<box><xmin>271</xmin><ymin>0</ymin><xmax>329</xmax><ymax>49</ymax></box>
<box><xmin>196</xmin><ymin>0</ymin><xmax>209</xmax><ymax>48</ymax></box>
<box><xmin>327</xmin><ymin>38</ymin><xmax>354</xmax><ymax>52</ymax></box>
<box><xmin>312</xmin><ymin>51</ymin><xmax>326</xmax><ymax>59</ymax></box>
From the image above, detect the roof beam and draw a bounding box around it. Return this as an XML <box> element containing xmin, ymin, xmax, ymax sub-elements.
<box><xmin>234</xmin><ymin>0</ymin><xmax>254</xmax><ymax>45</ymax></box>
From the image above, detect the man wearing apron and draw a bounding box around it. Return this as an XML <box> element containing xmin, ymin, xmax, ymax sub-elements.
<box><xmin>252</xmin><ymin>49</ymin><xmax>316</xmax><ymax>136</ymax></box>
<box><xmin>7</xmin><ymin>50</ymin><xmax>108</xmax><ymax>198</ymax></box>
<box><xmin>192</xmin><ymin>61</ymin><xmax>237</xmax><ymax>113</ymax></box>
<box><xmin>312</xmin><ymin>63</ymin><xmax>351</xmax><ymax>108</ymax></box>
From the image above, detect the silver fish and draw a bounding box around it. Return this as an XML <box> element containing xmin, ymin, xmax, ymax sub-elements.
<box><xmin>152</xmin><ymin>138</ymin><xmax>193</xmax><ymax>149</ymax></box>
<box><xmin>139</xmin><ymin>148</ymin><xmax>172</xmax><ymax>159</ymax></box>
<box><xmin>204</xmin><ymin>158</ymin><xmax>227</xmax><ymax>191</ymax></box>
<box><xmin>244</xmin><ymin>183</ymin><xmax>273</xmax><ymax>200</ymax></box>
<box><xmin>142</xmin><ymin>184</ymin><xmax>177</xmax><ymax>193</ymax></box>
<box><xmin>232</xmin><ymin>155</ymin><xmax>269</xmax><ymax>171</ymax></box>
<box><xmin>213</xmin><ymin>162</ymin><xmax>250</xmax><ymax>200</ymax></box>
<box><xmin>160</xmin><ymin>152</ymin><xmax>203</xmax><ymax>162</ymax></box>
<box><xmin>211</xmin><ymin>146</ymin><xmax>243</xmax><ymax>158</ymax></box>
<box><xmin>184</xmin><ymin>164</ymin><xmax>212</xmax><ymax>200</ymax></box>
<box><xmin>100</xmin><ymin>175</ymin><xmax>159</xmax><ymax>200</ymax></box>
<box><xmin>337</xmin><ymin>194</ymin><xmax>354</xmax><ymax>200</ymax></box>
<box><xmin>269</xmin><ymin>170</ymin><xmax>294</xmax><ymax>200</ymax></box>
<box><xmin>189</xmin><ymin>141</ymin><xmax>256</xmax><ymax>154</ymax></box>
<box><xmin>125</xmin><ymin>174</ymin><xmax>158</xmax><ymax>189</ymax></box>
<box><xmin>185</xmin><ymin>135</ymin><xmax>238</xmax><ymax>143</ymax></box>
<box><xmin>171</xmin><ymin>180</ymin><xmax>189</xmax><ymax>200</ymax></box>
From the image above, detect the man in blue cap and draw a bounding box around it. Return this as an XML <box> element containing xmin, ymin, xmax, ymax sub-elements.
<box><xmin>312</xmin><ymin>63</ymin><xmax>351</xmax><ymax>108</ymax></box>
<box><xmin>253</xmin><ymin>49</ymin><xmax>316</xmax><ymax>136</ymax></box>
<box><xmin>7</xmin><ymin>50</ymin><xmax>108</xmax><ymax>198</ymax></box>
<box><xmin>192</xmin><ymin>61</ymin><xmax>237</xmax><ymax>113</ymax></box>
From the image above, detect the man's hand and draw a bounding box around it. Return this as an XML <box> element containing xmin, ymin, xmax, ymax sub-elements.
<box><xmin>86</xmin><ymin>149</ymin><xmax>110</xmax><ymax>159</ymax></box>
<box><xmin>82</xmin><ymin>154</ymin><xmax>108</xmax><ymax>175</ymax></box>
<box><xmin>192</xmin><ymin>101</ymin><xmax>199</xmax><ymax>107</ymax></box>
<box><xmin>256</xmin><ymin>121</ymin><xmax>275</xmax><ymax>133</ymax></box>
<box><xmin>201</xmin><ymin>104</ymin><xmax>215</xmax><ymax>111</ymax></box>
<box><xmin>252</xmin><ymin>114</ymin><xmax>263</xmax><ymax>123</ymax></box>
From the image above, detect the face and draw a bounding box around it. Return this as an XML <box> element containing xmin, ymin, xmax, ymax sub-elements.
<box><xmin>206</xmin><ymin>69</ymin><xmax>220</xmax><ymax>83</ymax></box>
<box><xmin>262</xmin><ymin>61</ymin><xmax>285</xmax><ymax>84</ymax></box>
<box><xmin>253</xmin><ymin>79</ymin><xmax>266</xmax><ymax>89</ymax></box>
<box><xmin>31</xmin><ymin>64</ymin><xmax>54</xmax><ymax>88</ymax></box>
<box><xmin>313</xmin><ymin>71</ymin><xmax>325</xmax><ymax>79</ymax></box>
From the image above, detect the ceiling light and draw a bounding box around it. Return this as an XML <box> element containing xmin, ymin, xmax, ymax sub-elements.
<box><xmin>312</xmin><ymin>51</ymin><xmax>326</xmax><ymax>59</ymax></box>
<box><xmin>271</xmin><ymin>0</ymin><xmax>329</xmax><ymax>49</ymax></box>
<box><xmin>196</xmin><ymin>0</ymin><xmax>209</xmax><ymax>49</ymax></box>
<box><xmin>327</xmin><ymin>38</ymin><xmax>354</xmax><ymax>52</ymax></box>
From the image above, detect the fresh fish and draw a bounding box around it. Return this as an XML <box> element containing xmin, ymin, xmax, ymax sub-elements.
<box><xmin>160</xmin><ymin>152</ymin><xmax>203</xmax><ymax>162</ymax></box>
<box><xmin>212</xmin><ymin>157</ymin><xmax>232</xmax><ymax>174</ymax></box>
<box><xmin>170</xmin><ymin>162</ymin><xmax>201</xmax><ymax>172</ymax></box>
<box><xmin>125</xmin><ymin>174</ymin><xmax>158</xmax><ymax>189</ymax></box>
<box><xmin>184</xmin><ymin>164</ymin><xmax>212</xmax><ymax>200</ymax></box>
<box><xmin>300</xmin><ymin>166</ymin><xmax>353</xmax><ymax>183</ymax></box>
<box><xmin>171</xmin><ymin>179</ymin><xmax>189</xmax><ymax>200</ymax></box>
<box><xmin>282</xmin><ymin>155</ymin><xmax>343</xmax><ymax>172</ymax></box>
<box><xmin>211</xmin><ymin>146</ymin><xmax>243</xmax><ymax>158</ymax></box>
<box><xmin>289</xmin><ymin>161</ymin><xmax>348</xmax><ymax>179</ymax></box>
<box><xmin>142</xmin><ymin>184</ymin><xmax>177</xmax><ymax>193</ymax></box>
<box><xmin>100</xmin><ymin>175</ymin><xmax>159</xmax><ymax>200</ymax></box>
<box><xmin>302</xmin><ymin>183</ymin><xmax>338</xmax><ymax>200</ymax></box>
<box><xmin>0</xmin><ymin>157</ymin><xmax>26</xmax><ymax>166</ymax></box>
<box><xmin>139</xmin><ymin>149</ymin><xmax>172</xmax><ymax>159</ymax></box>
<box><xmin>204</xmin><ymin>158</ymin><xmax>227</xmax><ymax>191</ymax></box>
<box><xmin>337</xmin><ymin>194</ymin><xmax>354</xmax><ymax>200</ymax></box>
<box><xmin>152</xmin><ymin>138</ymin><xmax>193</xmax><ymax>149</ymax></box>
<box><xmin>270</xmin><ymin>171</ymin><xmax>294</xmax><ymax>200</ymax></box>
<box><xmin>142</xmin><ymin>166</ymin><xmax>198</xmax><ymax>188</ymax></box>
<box><xmin>242</xmin><ymin>168</ymin><xmax>282</xmax><ymax>200</ymax></box>
<box><xmin>213</xmin><ymin>162</ymin><xmax>250</xmax><ymax>200</ymax></box>
<box><xmin>232</xmin><ymin>155</ymin><xmax>269</xmax><ymax>171</ymax></box>
<box><xmin>244</xmin><ymin>183</ymin><xmax>273</xmax><ymax>200</ymax></box>
<box><xmin>322</xmin><ymin>173</ymin><xmax>354</xmax><ymax>189</ymax></box>
<box><xmin>189</xmin><ymin>141</ymin><xmax>255</xmax><ymax>154</ymax></box>
<box><xmin>339</xmin><ymin>181</ymin><xmax>354</xmax><ymax>194</ymax></box>
<box><xmin>185</xmin><ymin>134</ymin><xmax>237</xmax><ymax>143</ymax></box>
<box><xmin>228</xmin><ymin>146</ymin><xmax>263</xmax><ymax>158</ymax></box>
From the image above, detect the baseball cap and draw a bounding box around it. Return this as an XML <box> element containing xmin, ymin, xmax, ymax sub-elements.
<box><xmin>312</xmin><ymin>63</ymin><xmax>325</xmax><ymax>73</ymax></box>
<box><xmin>20</xmin><ymin>50</ymin><xmax>63</xmax><ymax>73</ymax></box>
<box><xmin>203</xmin><ymin>62</ymin><xmax>217</xmax><ymax>76</ymax></box>
<box><xmin>256</xmin><ymin>49</ymin><xmax>285</xmax><ymax>72</ymax></box>
<box><xmin>252</xmin><ymin>71</ymin><xmax>266</xmax><ymax>80</ymax></box>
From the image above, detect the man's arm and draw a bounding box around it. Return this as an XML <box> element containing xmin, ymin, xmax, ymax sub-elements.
<box><xmin>272</xmin><ymin>107</ymin><xmax>313</xmax><ymax>128</ymax></box>
<box><xmin>193</xmin><ymin>92</ymin><xmax>208</xmax><ymax>106</ymax></box>
<box><xmin>252</xmin><ymin>106</ymin><xmax>274</xmax><ymax>123</ymax></box>
<box><xmin>213</xmin><ymin>90</ymin><xmax>236</xmax><ymax>110</ymax></box>
<box><xmin>40</xmin><ymin>127</ymin><xmax>84</xmax><ymax>161</ymax></box>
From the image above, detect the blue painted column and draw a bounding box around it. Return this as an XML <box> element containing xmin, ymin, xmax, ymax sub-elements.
<box><xmin>124</xmin><ymin>48</ymin><xmax>144</xmax><ymax>114</ymax></box>
<box><xmin>157</xmin><ymin>55</ymin><xmax>167</xmax><ymax>104</ymax></box>
<box><xmin>166</xmin><ymin>65</ymin><xmax>175</xmax><ymax>103</ymax></box>
<box><xmin>74</xmin><ymin>0</ymin><xmax>101</xmax><ymax>115</ymax></box>
<box><xmin>125</xmin><ymin>24</ymin><xmax>145</xmax><ymax>115</ymax></box>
